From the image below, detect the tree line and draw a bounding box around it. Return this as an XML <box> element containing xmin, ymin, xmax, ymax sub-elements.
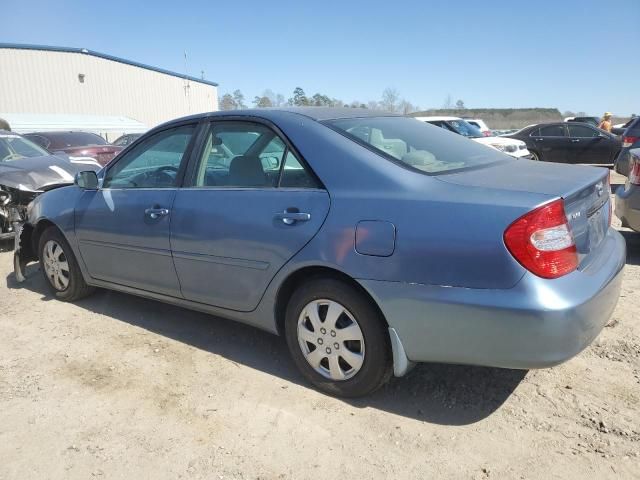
<box><xmin>218</xmin><ymin>87</ymin><xmax>427</xmax><ymax>114</ymax></box>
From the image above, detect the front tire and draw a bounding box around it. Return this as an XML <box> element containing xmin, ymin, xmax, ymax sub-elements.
<box><xmin>39</xmin><ymin>226</ymin><xmax>94</xmax><ymax>301</ymax></box>
<box><xmin>284</xmin><ymin>277</ymin><xmax>392</xmax><ymax>397</ymax></box>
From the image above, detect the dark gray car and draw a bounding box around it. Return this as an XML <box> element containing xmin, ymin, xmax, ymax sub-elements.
<box><xmin>614</xmin><ymin>117</ymin><xmax>640</xmax><ymax>176</ymax></box>
<box><xmin>507</xmin><ymin>122</ymin><xmax>621</xmax><ymax>164</ymax></box>
<box><xmin>616</xmin><ymin>148</ymin><xmax>640</xmax><ymax>231</ymax></box>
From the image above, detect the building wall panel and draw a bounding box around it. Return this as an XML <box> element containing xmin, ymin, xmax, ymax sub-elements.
<box><xmin>0</xmin><ymin>48</ymin><xmax>218</xmax><ymax>129</ymax></box>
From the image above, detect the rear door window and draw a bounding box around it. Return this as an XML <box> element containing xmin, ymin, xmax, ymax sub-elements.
<box><xmin>568</xmin><ymin>125</ymin><xmax>599</xmax><ymax>138</ymax></box>
<box><xmin>538</xmin><ymin>125</ymin><xmax>567</xmax><ymax>137</ymax></box>
<box><xmin>192</xmin><ymin>122</ymin><xmax>320</xmax><ymax>189</ymax></box>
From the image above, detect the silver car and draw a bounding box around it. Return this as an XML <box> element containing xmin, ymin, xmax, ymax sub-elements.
<box><xmin>15</xmin><ymin>108</ymin><xmax>625</xmax><ymax>397</ymax></box>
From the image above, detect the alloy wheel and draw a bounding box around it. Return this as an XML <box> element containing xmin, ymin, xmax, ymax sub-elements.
<box><xmin>297</xmin><ymin>299</ymin><xmax>365</xmax><ymax>381</ymax></box>
<box><xmin>42</xmin><ymin>240</ymin><xmax>70</xmax><ymax>291</ymax></box>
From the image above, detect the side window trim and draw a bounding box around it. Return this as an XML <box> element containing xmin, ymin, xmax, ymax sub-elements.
<box><xmin>536</xmin><ymin>124</ymin><xmax>567</xmax><ymax>138</ymax></box>
<box><xmin>102</xmin><ymin>122</ymin><xmax>201</xmax><ymax>189</ymax></box>
<box><xmin>569</xmin><ymin>125</ymin><xmax>598</xmax><ymax>138</ymax></box>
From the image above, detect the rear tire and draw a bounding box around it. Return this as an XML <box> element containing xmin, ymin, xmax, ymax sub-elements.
<box><xmin>530</xmin><ymin>150</ymin><xmax>542</xmax><ymax>161</ymax></box>
<box><xmin>39</xmin><ymin>226</ymin><xmax>94</xmax><ymax>301</ymax></box>
<box><xmin>284</xmin><ymin>277</ymin><xmax>392</xmax><ymax>397</ymax></box>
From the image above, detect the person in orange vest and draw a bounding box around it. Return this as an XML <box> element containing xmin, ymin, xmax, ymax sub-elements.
<box><xmin>598</xmin><ymin>112</ymin><xmax>613</xmax><ymax>132</ymax></box>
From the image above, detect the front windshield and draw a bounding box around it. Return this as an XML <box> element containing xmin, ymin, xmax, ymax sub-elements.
<box><xmin>446</xmin><ymin>119</ymin><xmax>484</xmax><ymax>138</ymax></box>
<box><xmin>325</xmin><ymin>116</ymin><xmax>505</xmax><ymax>174</ymax></box>
<box><xmin>0</xmin><ymin>134</ymin><xmax>49</xmax><ymax>162</ymax></box>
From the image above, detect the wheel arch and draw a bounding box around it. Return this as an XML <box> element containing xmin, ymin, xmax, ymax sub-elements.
<box><xmin>274</xmin><ymin>265</ymin><xmax>389</xmax><ymax>337</ymax></box>
<box><xmin>30</xmin><ymin>218</ymin><xmax>60</xmax><ymax>259</ymax></box>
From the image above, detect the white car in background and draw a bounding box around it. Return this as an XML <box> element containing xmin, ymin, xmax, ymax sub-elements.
<box><xmin>464</xmin><ymin>118</ymin><xmax>492</xmax><ymax>137</ymax></box>
<box><xmin>415</xmin><ymin>116</ymin><xmax>531</xmax><ymax>159</ymax></box>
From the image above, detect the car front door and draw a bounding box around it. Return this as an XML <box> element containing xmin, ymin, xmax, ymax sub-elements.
<box><xmin>530</xmin><ymin>124</ymin><xmax>570</xmax><ymax>162</ymax></box>
<box><xmin>170</xmin><ymin>120</ymin><xmax>330</xmax><ymax>312</ymax></box>
<box><xmin>74</xmin><ymin>123</ymin><xmax>198</xmax><ymax>296</ymax></box>
<box><xmin>567</xmin><ymin>124</ymin><xmax>616</xmax><ymax>164</ymax></box>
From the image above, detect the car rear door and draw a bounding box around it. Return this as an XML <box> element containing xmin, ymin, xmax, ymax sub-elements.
<box><xmin>530</xmin><ymin>124</ymin><xmax>570</xmax><ymax>162</ymax></box>
<box><xmin>74</xmin><ymin>123</ymin><xmax>198</xmax><ymax>296</ymax></box>
<box><xmin>170</xmin><ymin>120</ymin><xmax>330</xmax><ymax>312</ymax></box>
<box><xmin>567</xmin><ymin>124</ymin><xmax>613</xmax><ymax>164</ymax></box>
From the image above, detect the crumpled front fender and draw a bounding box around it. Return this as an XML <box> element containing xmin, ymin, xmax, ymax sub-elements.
<box><xmin>13</xmin><ymin>222</ymin><xmax>35</xmax><ymax>283</ymax></box>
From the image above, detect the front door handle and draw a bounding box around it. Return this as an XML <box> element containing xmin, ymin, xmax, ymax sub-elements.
<box><xmin>145</xmin><ymin>207</ymin><xmax>170</xmax><ymax>219</ymax></box>
<box><xmin>276</xmin><ymin>211</ymin><xmax>311</xmax><ymax>225</ymax></box>
<box><xmin>571</xmin><ymin>139</ymin><xmax>580</xmax><ymax>143</ymax></box>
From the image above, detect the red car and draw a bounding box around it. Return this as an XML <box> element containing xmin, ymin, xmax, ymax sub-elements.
<box><xmin>24</xmin><ymin>131</ymin><xmax>123</xmax><ymax>166</ymax></box>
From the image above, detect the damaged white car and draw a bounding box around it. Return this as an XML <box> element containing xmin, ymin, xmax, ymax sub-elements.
<box><xmin>0</xmin><ymin>131</ymin><xmax>100</xmax><ymax>240</ymax></box>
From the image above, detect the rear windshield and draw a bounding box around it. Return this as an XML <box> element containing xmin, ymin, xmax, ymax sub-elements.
<box><xmin>324</xmin><ymin>116</ymin><xmax>505</xmax><ymax>174</ymax></box>
<box><xmin>45</xmin><ymin>132</ymin><xmax>108</xmax><ymax>149</ymax></box>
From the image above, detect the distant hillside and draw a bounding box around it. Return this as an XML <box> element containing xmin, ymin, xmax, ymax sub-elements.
<box><xmin>410</xmin><ymin>108</ymin><xmax>563</xmax><ymax>129</ymax></box>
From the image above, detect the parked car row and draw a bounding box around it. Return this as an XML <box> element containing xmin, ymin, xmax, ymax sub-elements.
<box><xmin>11</xmin><ymin>107</ymin><xmax>626</xmax><ymax>398</ymax></box>
<box><xmin>415</xmin><ymin>116</ymin><xmax>531</xmax><ymax>159</ymax></box>
<box><xmin>25</xmin><ymin>131</ymin><xmax>123</xmax><ymax>167</ymax></box>
<box><xmin>506</xmin><ymin>122</ymin><xmax>621</xmax><ymax>164</ymax></box>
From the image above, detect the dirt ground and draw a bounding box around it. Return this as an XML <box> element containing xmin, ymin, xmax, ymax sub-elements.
<box><xmin>0</xmin><ymin>173</ymin><xmax>638</xmax><ymax>480</ymax></box>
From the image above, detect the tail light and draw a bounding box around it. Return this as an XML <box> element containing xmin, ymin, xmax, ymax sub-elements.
<box><xmin>630</xmin><ymin>153</ymin><xmax>640</xmax><ymax>185</ymax></box>
<box><xmin>504</xmin><ymin>198</ymin><xmax>578</xmax><ymax>279</ymax></box>
<box><xmin>483</xmin><ymin>130</ymin><xmax>492</xmax><ymax>137</ymax></box>
<box><xmin>622</xmin><ymin>136</ymin><xmax>638</xmax><ymax>148</ymax></box>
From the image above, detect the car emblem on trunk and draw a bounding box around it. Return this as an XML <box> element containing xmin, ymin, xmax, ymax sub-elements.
<box><xmin>596</xmin><ymin>182</ymin><xmax>604</xmax><ymax>197</ymax></box>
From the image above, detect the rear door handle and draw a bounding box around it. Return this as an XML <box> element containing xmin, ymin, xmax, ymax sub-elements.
<box><xmin>276</xmin><ymin>211</ymin><xmax>311</xmax><ymax>225</ymax></box>
<box><xmin>571</xmin><ymin>139</ymin><xmax>580</xmax><ymax>143</ymax></box>
<box><xmin>145</xmin><ymin>207</ymin><xmax>170</xmax><ymax>219</ymax></box>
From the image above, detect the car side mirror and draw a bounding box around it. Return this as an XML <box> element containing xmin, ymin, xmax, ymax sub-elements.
<box><xmin>75</xmin><ymin>171</ymin><xmax>99</xmax><ymax>190</ymax></box>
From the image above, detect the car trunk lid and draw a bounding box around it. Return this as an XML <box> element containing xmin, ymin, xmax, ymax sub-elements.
<box><xmin>437</xmin><ymin>159</ymin><xmax>611</xmax><ymax>267</ymax></box>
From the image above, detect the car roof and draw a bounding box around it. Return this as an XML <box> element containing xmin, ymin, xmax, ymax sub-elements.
<box><xmin>157</xmin><ymin>107</ymin><xmax>402</xmax><ymax>128</ymax></box>
<box><xmin>413</xmin><ymin>116</ymin><xmax>462</xmax><ymax>121</ymax></box>
<box><xmin>24</xmin><ymin>131</ymin><xmax>103</xmax><ymax>137</ymax></box>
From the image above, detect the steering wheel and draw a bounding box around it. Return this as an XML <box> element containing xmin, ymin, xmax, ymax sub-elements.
<box><xmin>129</xmin><ymin>165</ymin><xmax>179</xmax><ymax>187</ymax></box>
<box><xmin>157</xmin><ymin>165</ymin><xmax>179</xmax><ymax>174</ymax></box>
<box><xmin>1</xmin><ymin>153</ymin><xmax>22</xmax><ymax>162</ymax></box>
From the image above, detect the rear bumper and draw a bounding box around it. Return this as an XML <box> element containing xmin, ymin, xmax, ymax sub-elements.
<box><xmin>360</xmin><ymin>228</ymin><xmax>625</xmax><ymax>370</ymax></box>
<box><xmin>616</xmin><ymin>183</ymin><xmax>640</xmax><ymax>231</ymax></box>
<box><xmin>509</xmin><ymin>149</ymin><xmax>531</xmax><ymax>159</ymax></box>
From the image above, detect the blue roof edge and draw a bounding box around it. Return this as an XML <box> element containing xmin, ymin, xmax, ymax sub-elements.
<box><xmin>0</xmin><ymin>42</ymin><xmax>218</xmax><ymax>87</ymax></box>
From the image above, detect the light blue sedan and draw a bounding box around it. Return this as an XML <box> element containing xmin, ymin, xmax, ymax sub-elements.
<box><xmin>14</xmin><ymin>108</ymin><xmax>625</xmax><ymax>397</ymax></box>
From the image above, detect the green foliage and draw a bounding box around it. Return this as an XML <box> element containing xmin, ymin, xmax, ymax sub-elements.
<box><xmin>232</xmin><ymin>89</ymin><xmax>246</xmax><ymax>109</ymax></box>
<box><xmin>253</xmin><ymin>96</ymin><xmax>273</xmax><ymax>108</ymax></box>
<box><xmin>218</xmin><ymin>93</ymin><xmax>237</xmax><ymax>110</ymax></box>
<box><xmin>289</xmin><ymin>87</ymin><xmax>310</xmax><ymax>106</ymax></box>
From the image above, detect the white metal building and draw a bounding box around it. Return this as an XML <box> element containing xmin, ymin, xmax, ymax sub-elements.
<box><xmin>0</xmin><ymin>43</ymin><xmax>218</xmax><ymax>138</ymax></box>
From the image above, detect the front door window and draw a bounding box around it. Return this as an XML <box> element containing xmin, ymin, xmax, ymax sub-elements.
<box><xmin>104</xmin><ymin>124</ymin><xmax>196</xmax><ymax>188</ymax></box>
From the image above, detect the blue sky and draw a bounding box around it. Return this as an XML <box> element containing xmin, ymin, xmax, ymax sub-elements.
<box><xmin>3</xmin><ymin>0</ymin><xmax>639</xmax><ymax>115</ymax></box>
